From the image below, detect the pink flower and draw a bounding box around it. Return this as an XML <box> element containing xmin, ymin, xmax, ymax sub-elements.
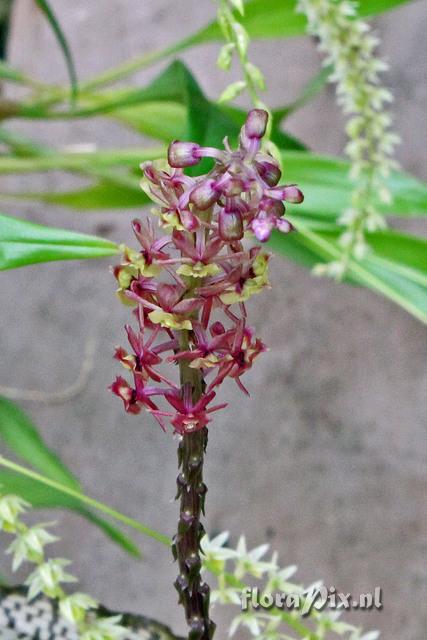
<box><xmin>160</xmin><ymin>385</ymin><xmax>227</xmax><ymax>435</ymax></box>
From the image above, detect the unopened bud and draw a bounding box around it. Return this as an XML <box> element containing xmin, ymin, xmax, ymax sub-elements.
<box><xmin>261</xmin><ymin>198</ymin><xmax>285</xmax><ymax>217</ymax></box>
<box><xmin>190</xmin><ymin>179</ymin><xmax>219</xmax><ymax>210</ymax></box>
<box><xmin>245</xmin><ymin>109</ymin><xmax>268</xmax><ymax>139</ymax></box>
<box><xmin>276</xmin><ymin>218</ymin><xmax>294</xmax><ymax>234</ymax></box>
<box><xmin>218</xmin><ymin>209</ymin><xmax>244</xmax><ymax>241</ymax></box>
<box><xmin>168</xmin><ymin>141</ymin><xmax>201</xmax><ymax>168</ymax></box>
<box><xmin>266</xmin><ymin>184</ymin><xmax>304</xmax><ymax>203</ymax></box>
<box><xmin>255</xmin><ymin>159</ymin><xmax>282</xmax><ymax>186</ymax></box>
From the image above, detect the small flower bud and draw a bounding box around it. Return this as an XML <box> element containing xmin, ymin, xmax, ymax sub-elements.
<box><xmin>245</xmin><ymin>109</ymin><xmax>268</xmax><ymax>139</ymax></box>
<box><xmin>168</xmin><ymin>141</ymin><xmax>201</xmax><ymax>168</ymax></box>
<box><xmin>218</xmin><ymin>209</ymin><xmax>244</xmax><ymax>242</ymax></box>
<box><xmin>255</xmin><ymin>159</ymin><xmax>282</xmax><ymax>186</ymax></box>
<box><xmin>190</xmin><ymin>179</ymin><xmax>219</xmax><ymax>210</ymax></box>
<box><xmin>266</xmin><ymin>184</ymin><xmax>304</xmax><ymax>203</ymax></box>
<box><xmin>260</xmin><ymin>198</ymin><xmax>285</xmax><ymax>217</ymax></box>
<box><xmin>276</xmin><ymin>218</ymin><xmax>294</xmax><ymax>234</ymax></box>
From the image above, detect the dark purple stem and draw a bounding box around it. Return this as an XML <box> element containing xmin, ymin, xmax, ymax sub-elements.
<box><xmin>172</xmin><ymin>334</ymin><xmax>215</xmax><ymax>639</ymax></box>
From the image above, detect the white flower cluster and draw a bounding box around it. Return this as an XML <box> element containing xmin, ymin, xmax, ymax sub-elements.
<box><xmin>201</xmin><ymin>532</ymin><xmax>378</xmax><ymax>639</ymax></box>
<box><xmin>296</xmin><ymin>0</ymin><xmax>400</xmax><ymax>277</ymax></box>
<box><xmin>216</xmin><ymin>0</ymin><xmax>267</xmax><ymax>109</ymax></box>
<box><xmin>0</xmin><ymin>492</ymin><xmax>127</xmax><ymax>640</ymax></box>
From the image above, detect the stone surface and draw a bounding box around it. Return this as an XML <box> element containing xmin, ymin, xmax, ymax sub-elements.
<box><xmin>0</xmin><ymin>1</ymin><xmax>426</xmax><ymax>639</ymax></box>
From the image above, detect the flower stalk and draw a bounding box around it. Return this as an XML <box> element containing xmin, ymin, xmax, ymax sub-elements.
<box><xmin>110</xmin><ymin>109</ymin><xmax>303</xmax><ymax>637</ymax></box>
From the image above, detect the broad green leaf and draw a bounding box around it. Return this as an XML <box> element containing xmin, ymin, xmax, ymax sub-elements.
<box><xmin>34</xmin><ymin>0</ymin><xmax>78</xmax><ymax>103</ymax></box>
<box><xmin>0</xmin><ymin>396</ymin><xmax>78</xmax><ymax>488</ymax></box>
<box><xmin>0</xmin><ymin>213</ymin><xmax>118</xmax><ymax>270</ymax></box>
<box><xmin>271</xmin><ymin>221</ymin><xmax>427</xmax><ymax>323</ymax></box>
<box><xmin>0</xmin><ymin>470</ymin><xmax>141</xmax><ymax>557</ymax></box>
<box><xmin>187</xmin><ymin>0</ymin><xmax>415</xmax><ymax>45</ymax></box>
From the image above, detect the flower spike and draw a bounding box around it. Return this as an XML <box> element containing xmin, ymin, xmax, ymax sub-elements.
<box><xmin>111</xmin><ymin>109</ymin><xmax>303</xmax><ymax>639</ymax></box>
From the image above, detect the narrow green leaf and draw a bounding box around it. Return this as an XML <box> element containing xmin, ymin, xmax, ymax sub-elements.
<box><xmin>0</xmin><ymin>456</ymin><xmax>170</xmax><ymax>546</ymax></box>
<box><xmin>0</xmin><ymin>147</ymin><xmax>164</xmax><ymax>173</ymax></box>
<box><xmin>0</xmin><ymin>213</ymin><xmax>118</xmax><ymax>270</ymax></box>
<box><xmin>16</xmin><ymin>180</ymin><xmax>149</xmax><ymax>210</ymax></box>
<box><xmin>0</xmin><ymin>471</ymin><xmax>141</xmax><ymax>557</ymax></box>
<box><xmin>271</xmin><ymin>221</ymin><xmax>427</xmax><ymax>324</ymax></box>
<box><xmin>34</xmin><ymin>0</ymin><xmax>78</xmax><ymax>103</ymax></box>
<box><xmin>282</xmin><ymin>152</ymin><xmax>427</xmax><ymax>219</ymax></box>
<box><xmin>0</xmin><ymin>396</ymin><xmax>79</xmax><ymax>488</ymax></box>
<box><xmin>0</xmin><ymin>60</ymin><xmax>28</xmax><ymax>84</ymax></box>
<box><xmin>0</xmin><ymin>401</ymin><xmax>142</xmax><ymax>556</ymax></box>
<box><xmin>0</xmin><ymin>127</ymin><xmax>53</xmax><ymax>157</ymax></box>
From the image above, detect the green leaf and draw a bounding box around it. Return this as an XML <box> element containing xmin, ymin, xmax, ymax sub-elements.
<box><xmin>0</xmin><ymin>60</ymin><xmax>28</xmax><ymax>84</ymax></box>
<box><xmin>187</xmin><ymin>0</ymin><xmax>415</xmax><ymax>44</ymax></box>
<box><xmin>0</xmin><ymin>396</ymin><xmax>78</xmax><ymax>488</ymax></box>
<box><xmin>34</xmin><ymin>0</ymin><xmax>78</xmax><ymax>103</ymax></box>
<box><xmin>0</xmin><ymin>471</ymin><xmax>141</xmax><ymax>557</ymax></box>
<box><xmin>91</xmin><ymin>60</ymin><xmax>305</xmax><ymax>151</ymax></box>
<box><xmin>0</xmin><ymin>213</ymin><xmax>118</xmax><ymax>270</ymax></box>
<box><xmin>282</xmin><ymin>151</ymin><xmax>427</xmax><ymax>219</ymax></box>
<box><xmin>0</xmin><ymin>400</ymin><xmax>142</xmax><ymax>556</ymax></box>
<box><xmin>114</xmin><ymin>100</ymin><xmax>187</xmax><ymax>140</ymax></box>
<box><xmin>17</xmin><ymin>179</ymin><xmax>149</xmax><ymax>210</ymax></box>
<box><xmin>0</xmin><ymin>456</ymin><xmax>170</xmax><ymax>547</ymax></box>
<box><xmin>270</xmin><ymin>222</ymin><xmax>427</xmax><ymax>324</ymax></box>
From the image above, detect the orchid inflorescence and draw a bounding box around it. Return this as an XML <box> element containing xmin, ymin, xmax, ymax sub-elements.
<box><xmin>110</xmin><ymin>108</ymin><xmax>303</xmax><ymax>638</ymax></box>
<box><xmin>110</xmin><ymin>108</ymin><xmax>303</xmax><ymax>436</ymax></box>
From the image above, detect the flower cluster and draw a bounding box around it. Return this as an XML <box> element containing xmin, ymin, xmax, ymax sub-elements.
<box><xmin>201</xmin><ymin>532</ymin><xmax>379</xmax><ymax>640</ymax></box>
<box><xmin>0</xmin><ymin>492</ymin><xmax>126</xmax><ymax>640</ymax></box>
<box><xmin>111</xmin><ymin>109</ymin><xmax>303</xmax><ymax>435</ymax></box>
<box><xmin>297</xmin><ymin>0</ymin><xmax>400</xmax><ymax>277</ymax></box>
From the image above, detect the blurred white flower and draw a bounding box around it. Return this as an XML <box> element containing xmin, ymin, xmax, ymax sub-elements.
<box><xmin>7</xmin><ymin>524</ymin><xmax>59</xmax><ymax>571</ymax></box>
<box><xmin>25</xmin><ymin>558</ymin><xmax>77</xmax><ymax>600</ymax></box>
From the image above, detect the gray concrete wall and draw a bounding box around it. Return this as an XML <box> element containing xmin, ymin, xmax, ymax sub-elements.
<box><xmin>1</xmin><ymin>1</ymin><xmax>426</xmax><ymax>638</ymax></box>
